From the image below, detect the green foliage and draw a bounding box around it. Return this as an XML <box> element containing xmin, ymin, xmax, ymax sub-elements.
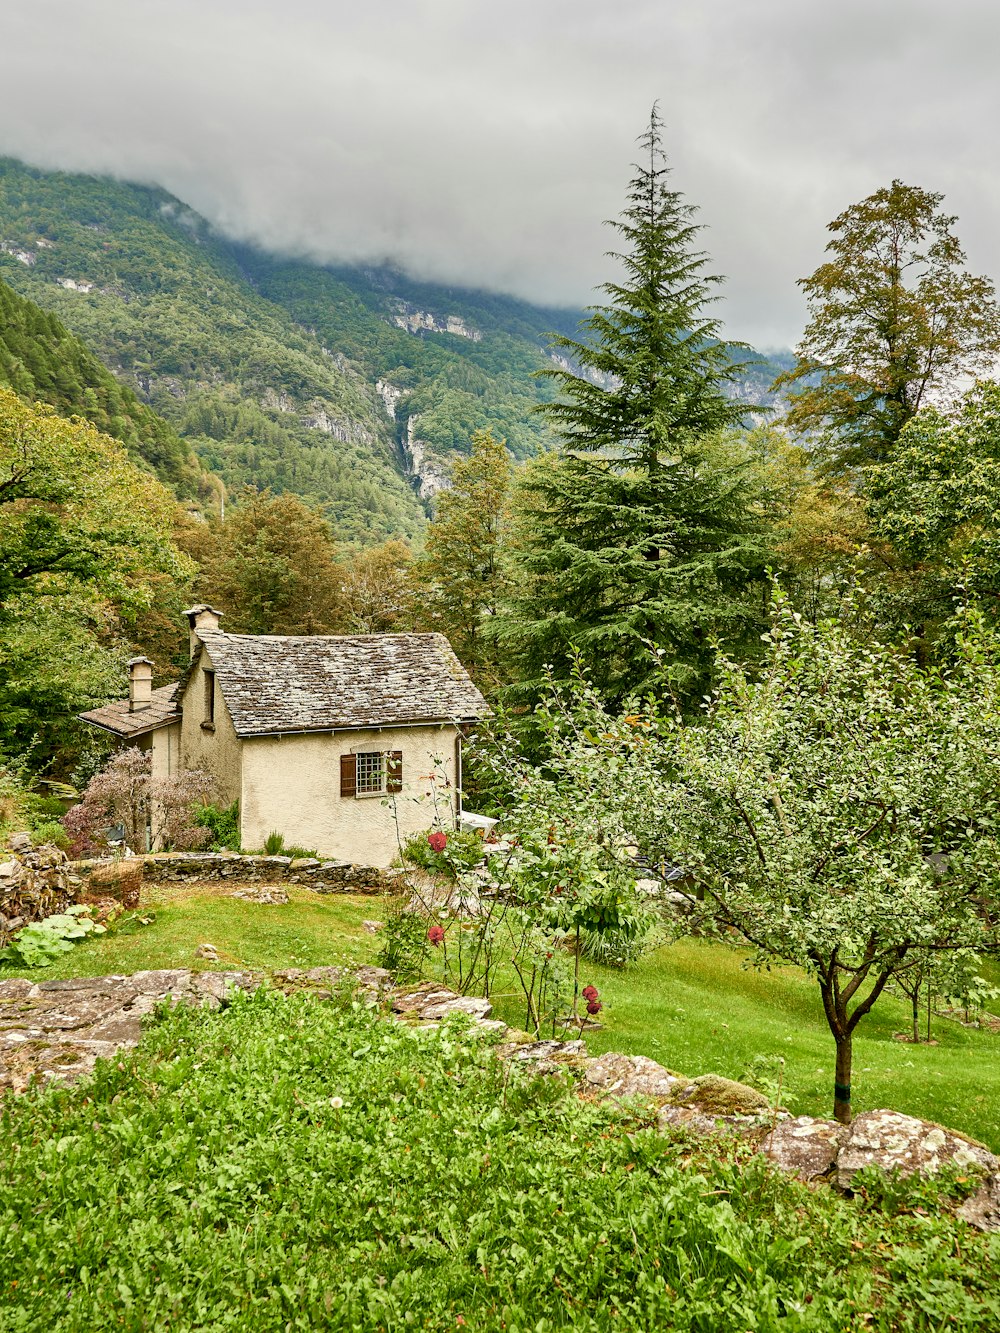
<box><xmin>500</xmin><ymin>112</ymin><xmax>772</xmax><ymax>705</ymax></box>
<box><xmin>0</xmin><ymin>904</ymin><xmax>105</xmax><ymax>968</ymax></box>
<box><xmin>2</xmin><ymin>989</ymin><xmax>999</xmax><ymax>1330</ymax></box>
<box><xmin>263</xmin><ymin>830</ymin><xmax>285</xmax><ymax>856</ymax></box>
<box><xmin>502</xmin><ymin>439</ymin><xmax>773</xmax><ymax>704</ymax></box>
<box><xmin>420</xmin><ymin>428</ymin><xmax>512</xmax><ymax>681</ymax></box>
<box><xmin>0</xmin><ymin>388</ymin><xmax>191</xmax><ymax>763</ymax></box>
<box><xmin>375</xmin><ymin>904</ymin><xmax>432</xmax><ymax>981</ymax></box>
<box><xmin>0</xmin><ymin>276</ymin><xmax>205</xmax><ymax>497</ymax></box>
<box><xmin>399</xmin><ymin>827</ymin><xmax>486</xmax><ymax>880</ymax></box>
<box><xmin>191</xmin><ymin>489</ymin><xmax>344</xmax><ymax>635</ymax></box>
<box><xmin>509</xmin><ymin>593</ymin><xmax>1000</xmax><ymax>1123</ymax></box>
<box><xmin>778</xmin><ymin>179</ymin><xmax>1000</xmax><ymax>471</ymax></box>
<box><xmin>194</xmin><ymin>800</ymin><xmax>241</xmax><ymax>851</ymax></box>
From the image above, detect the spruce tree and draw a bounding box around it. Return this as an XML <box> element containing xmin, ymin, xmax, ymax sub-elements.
<box><xmin>501</xmin><ymin>109</ymin><xmax>771</xmax><ymax>703</ymax></box>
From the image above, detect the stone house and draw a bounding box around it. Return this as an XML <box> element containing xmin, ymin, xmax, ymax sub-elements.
<box><xmin>79</xmin><ymin>606</ymin><xmax>488</xmax><ymax>866</ymax></box>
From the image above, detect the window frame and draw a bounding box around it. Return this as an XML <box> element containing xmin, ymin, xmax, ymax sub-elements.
<box><xmin>354</xmin><ymin>750</ymin><xmax>386</xmax><ymax>797</ymax></box>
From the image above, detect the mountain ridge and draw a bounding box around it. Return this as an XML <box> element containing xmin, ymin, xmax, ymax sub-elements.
<box><xmin>0</xmin><ymin>156</ymin><xmax>792</xmax><ymax>543</ymax></box>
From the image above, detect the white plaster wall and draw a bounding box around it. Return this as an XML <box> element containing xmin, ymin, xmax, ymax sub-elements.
<box><xmin>239</xmin><ymin>725</ymin><xmax>460</xmax><ymax>865</ymax></box>
<box><xmin>177</xmin><ymin>648</ymin><xmax>242</xmax><ymax>807</ymax></box>
<box><xmin>148</xmin><ymin>722</ymin><xmax>181</xmax><ymax>782</ymax></box>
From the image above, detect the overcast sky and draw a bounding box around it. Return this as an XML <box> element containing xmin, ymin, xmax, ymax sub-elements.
<box><xmin>2</xmin><ymin>0</ymin><xmax>998</xmax><ymax>347</ymax></box>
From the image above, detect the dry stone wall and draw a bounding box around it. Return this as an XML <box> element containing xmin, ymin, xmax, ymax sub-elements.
<box><xmin>73</xmin><ymin>851</ymin><xmax>405</xmax><ymax>895</ymax></box>
<box><xmin>1</xmin><ymin>836</ymin><xmax>406</xmax><ymax>945</ymax></box>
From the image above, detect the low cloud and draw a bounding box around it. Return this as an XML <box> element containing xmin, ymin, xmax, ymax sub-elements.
<box><xmin>2</xmin><ymin>0</ymin><xmax>998</xmax><ymax>346</ymax></box>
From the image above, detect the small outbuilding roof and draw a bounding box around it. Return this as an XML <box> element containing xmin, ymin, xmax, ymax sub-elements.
<box><xmin>194</xmin><ymin>629</ymin><xmax>488</xmax><ymax>737</ymax></box>
<box><xmin>79</xmin><ymin>683</ymin><xmax>181</xmax><ymax>739</ymax></box>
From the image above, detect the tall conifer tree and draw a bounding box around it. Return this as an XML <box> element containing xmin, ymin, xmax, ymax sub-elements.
<box><xmin>501</xmin><ymin>109</ymin><xmax>770</xmax><ymax>702</ymax></box>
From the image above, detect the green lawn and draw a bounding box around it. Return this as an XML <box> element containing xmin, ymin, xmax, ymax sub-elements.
<box><xmin>580</xmin><ymin>939</ymin><xmax>1000</xmax><ymax>1153</ymax></box>
<box><xmin>0</xmin><ymin>882</ymin><xmax>387</xmax><ymax>980</ymax></box>
<box><xmin>5</xmin><ymin>884</ymin><xmax>999</xmax><ymax>1152</ymax></box>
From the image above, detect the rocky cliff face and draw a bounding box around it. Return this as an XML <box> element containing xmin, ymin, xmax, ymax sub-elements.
<box><xmin>391</xmin><ymin>302</ymin><xmax>482</xmax><ymax>342</ymax></box>
<box><xmin>403</xmin><ymin>415</ymin><xmax>451</xmax><ymax>500</ymax></box>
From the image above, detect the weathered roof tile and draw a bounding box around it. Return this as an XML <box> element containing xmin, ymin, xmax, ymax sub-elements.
<box><xmin>197</xmin><ymin>630</ymin><xmax>487</xmax><ymax>736</ymax></box>
<box><xmin>78</xmin><ymin>684</ymin><xmax>181</xmax><ymax>739</ymax></box>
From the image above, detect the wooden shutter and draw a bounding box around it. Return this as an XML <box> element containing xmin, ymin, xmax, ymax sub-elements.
<box><xmin>386</xmin><ymin>751</ymin><xmax>403</xmax><ymax>794</ymax></box>
<box><xmin>340</xmin><ymin>753</ymin><xmax>357</xmax><ymax>797</ymax></box>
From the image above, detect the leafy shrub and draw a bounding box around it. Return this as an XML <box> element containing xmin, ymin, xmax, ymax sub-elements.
<box><xmin>399</xmin><ymin>826</ymin><xmax>485</xmax><ymax>879</ymax></box>
<box><xmin>194</xmin><ymin>800</ymin><xmax>241</xmax><ymax>851</ymax></box>
<box><xmin>28</xmin><ymin>819</ymin><xmax>71</xmax><ymax>851</ymax></box>
<box><xmin>257</xmin><ymin>831</ymin><xmax>320</xmax><ymax>858</ymax></box>
<box><xmin>376</xmin><ymin>905</ymin><xmax>430</xmax><ymax>980</ymax></box>
<box><xmin>62</xmin><ymin>747</ymin><xmax>213</xmax><ymax>856</ymax></box>
<box><xmin>1</xmin><ymin>989</ymin><xmax>997</xmax><ymax>1331</ymax></box>
<box><xmin>580</xmin><ymin>916</ymin><xmax>661</xmax><ymax>968</ymax></box>
<box><xmin>0</xmin><ymin>904</ymin><xmax>105</xmax><ymax>967</ymax></box>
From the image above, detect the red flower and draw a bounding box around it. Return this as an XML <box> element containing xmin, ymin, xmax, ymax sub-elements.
<box><xmin>428</xmin><ymin>831</ymin><xmax>448</xmax><ymax>853</ymax></box>
<box><xmin>582</xmin><ymin>985</ymin><xmax>599</xmax><ymax>1001</ymax></box>
<box><xmin>586</xmin><ymin>999</ymin><xmax>603</xmax><ymax>1015</ymax></box>
<box><xmin>427</xmin><ymin>925</ymin><xmax>445</xmax><ymax>945</ymax></box>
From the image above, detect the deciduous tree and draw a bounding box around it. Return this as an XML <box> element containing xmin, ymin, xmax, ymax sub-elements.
<box><xmin>777</xmin><ymin>181</ymin><xmax>1000</xmax><ymax>472</ymax></box>
<box><xmin>420</xmin><ymin>428</ymin><xmax>512</xmax><ymax>680</ymax></box>
<box><xmin>194</xmin><ymin>489</ymin><xmax>343</xmax><ymax>635</ymax></box>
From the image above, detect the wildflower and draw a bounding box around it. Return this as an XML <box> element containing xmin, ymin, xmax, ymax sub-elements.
<box><xmin>582</xmin><ymin>984</ymin><xmax>599</xmax><ymax>1001</ymax></box>
<box><xmin>329</xmin><ymin>1096</ymin><xmax>344</xmax><ymax>1109</ymax></box>
<box><xmin>427</xmin><ymin>924</ymin><xmax>446</xmax><ymax>945</ymax></box>
<box><xmin>586</xmin><ymin>1000</ymin><xmax>603</xmax><ymax>1016</ymax></box>
<box><xmin>428</xmin><ymin>831</ymin><xmax>448</xmax><ymax>853</ymax></box>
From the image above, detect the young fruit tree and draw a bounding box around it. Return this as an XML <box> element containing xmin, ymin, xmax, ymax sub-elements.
<box><xmin>520</xmin><ymin>597</ymin><xmax>1000</xmax><ymax>1123</ymax></box>
<box><xmin>638</xmin><ymin>596</ymin><xmax>1000</xmax><ymax>1122</ymax></box>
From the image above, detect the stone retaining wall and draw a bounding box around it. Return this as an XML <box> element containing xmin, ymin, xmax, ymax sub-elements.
<box><xmin>1</xmin><ymin>837</ymin><xmax>406</xmax><ymax>944</ymax></box>
<box><xmin>74</xmin><ymin>850</ymin><xmax>407</xmax><ymax>895</ymax></box>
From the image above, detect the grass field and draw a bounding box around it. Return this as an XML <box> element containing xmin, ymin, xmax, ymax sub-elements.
<box><xmin>5</xmin><ymin>988</ymin><xmax>998</xmax><ymax>1332</ymax></box>
<box><xmin>4</xmin><ymin>881</ymin><xmax>999</xmax><ymax>1150</ymax></box>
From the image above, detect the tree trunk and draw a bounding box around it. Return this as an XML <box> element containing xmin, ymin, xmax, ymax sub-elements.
<box><xmin>834</xmin><ymin>1037</ymin><xmax>853</xmax><ymax>1125</ymax></box>
<box><xmin>912</xmin><ymin>992</ymin><xmax>920</xmax><ymax>1044</ymax></box>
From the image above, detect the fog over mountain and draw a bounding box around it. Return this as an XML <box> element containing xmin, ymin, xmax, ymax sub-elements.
<box><xmin>2</xmin><ymin>0</ymin><xmax>999</xmax><ymax>346</ymax></box>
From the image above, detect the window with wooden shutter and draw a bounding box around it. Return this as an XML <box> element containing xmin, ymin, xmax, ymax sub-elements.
<box><xmin>340</xmin><ymin>753</ymin><xmax>357</xmax><ymax>797</ymax></box>
<box><xmin>386</xmin><ymin>751</ymin><xmax>403</xmax><ymax>794</ymax></box>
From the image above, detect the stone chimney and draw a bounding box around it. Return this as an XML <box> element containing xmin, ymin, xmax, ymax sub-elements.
<box><xmin>183</xmin><ymin>605</ymin><xmax>224</xmax><ymax>658</ymax></box>
<box><xmin>128</xmin><ymin>657</ymin><xmax>154</xmax><ymax>712</ymax></box>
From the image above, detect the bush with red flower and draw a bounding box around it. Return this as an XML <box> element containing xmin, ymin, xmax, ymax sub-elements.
<box><xmin>400</xmin><ymin>827</ymin><xmax>486</xmax><ymax>880</ymax></box>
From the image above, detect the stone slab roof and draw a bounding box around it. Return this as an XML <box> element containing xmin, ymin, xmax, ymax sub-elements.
<box><xmin>78</xmin><ymin>684</ymin><xmax>181</xmax><ymax>739</ymax></box>
<box><xmin>197</xmin><ymin>630</ymin><xmax>488</xmax><ymax>737</ymax></box>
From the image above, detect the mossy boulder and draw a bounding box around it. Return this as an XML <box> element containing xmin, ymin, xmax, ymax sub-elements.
<box><xmin>674</xmin><ymin>1073</ymin><xmax>771</xmax><ymax>1116</ymax></box>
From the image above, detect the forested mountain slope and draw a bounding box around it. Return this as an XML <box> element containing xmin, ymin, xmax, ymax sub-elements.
<box><xmin>0</xmin><ymin>157</ymin><xmax>791</xmax><ymax>543</ymax></box>
<box><xmin>0</xmin><ymin>276</ymin><xmax>209</xmax><ymax>499</ymax></box>
<box><xmin>0</xmin><ymin>160</ymin><xmax>423</xmax><ymax>543</ymax></box>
